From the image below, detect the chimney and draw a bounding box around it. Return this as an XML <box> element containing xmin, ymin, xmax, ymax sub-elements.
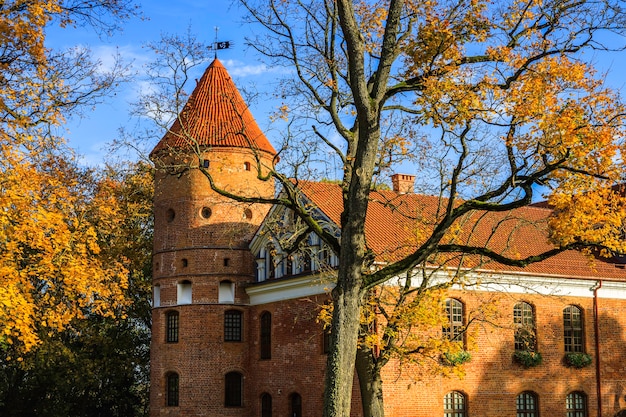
<box><xmin>391</xmin><ymin>173</ymin><xmax>415</xmax><ymax>194</ymax></box>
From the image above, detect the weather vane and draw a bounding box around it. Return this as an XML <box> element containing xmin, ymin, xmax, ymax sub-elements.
<box><xmin>212</xmin><ymin>26</ymin><xmax>233</xmax><ymax>58</ymax></box>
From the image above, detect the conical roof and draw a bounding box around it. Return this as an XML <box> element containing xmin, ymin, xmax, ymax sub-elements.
<box><xmin>150</xmin><ymin>58</ymin><xmax>277</xmax><ymax>157</ymax></box>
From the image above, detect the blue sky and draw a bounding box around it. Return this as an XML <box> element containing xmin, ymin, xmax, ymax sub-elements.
<box><xmin>46</xmin><ymin>0</ymin><xmax>282</xmax><ymax>165</ymax></box>
<box><xmin>45</xmin><ymin>1</ymin><xmax>626</xmax><ymax>167</ymax></box>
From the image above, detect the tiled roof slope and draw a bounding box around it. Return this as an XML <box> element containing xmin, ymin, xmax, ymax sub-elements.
<box><xmin>298</xmin><ymin>181</ymin><xmax>626</xmax><ymax>281</ymax></box>
<box><xmin>150</xmin><ymin>58</ymin><xmax>277</xmax><ymax>157</ymax></box>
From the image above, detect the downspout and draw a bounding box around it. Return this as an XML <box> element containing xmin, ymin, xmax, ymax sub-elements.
<box><xmin>593</xmin><ymin>280</ymin><xmax>603</xmax><ymax>417</ymax></box>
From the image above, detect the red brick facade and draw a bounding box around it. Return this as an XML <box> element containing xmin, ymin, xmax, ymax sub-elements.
<box><xmin>149</xmin><ymin>58</ymin><xmax>626</xmax><ymax>417</ymax></box>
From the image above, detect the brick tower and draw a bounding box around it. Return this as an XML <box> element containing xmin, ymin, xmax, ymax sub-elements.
<box><xmin>149</xmin><ymin>58</ymin><xmax>276</xmax><ymax>416</ymax></box>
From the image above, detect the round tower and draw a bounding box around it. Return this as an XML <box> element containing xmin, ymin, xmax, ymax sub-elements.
<box><xmin>149</xmin><ymin>58</ymin><xmax>276</xmax><ymax>416</ymax></box>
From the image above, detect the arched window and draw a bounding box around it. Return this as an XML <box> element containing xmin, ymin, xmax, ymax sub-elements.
<box><xmin>516</xmin><ymin>391</ymin><xmax>538</xmax><ymax>417</ymax></box>
<box><xmin>153</xmin><ymin>284</ymin><xmax>161</xmax><ymax>307</ymax></box>
<box><xmin>566</xmin><ymin>391</ymin><xmax>587</xmax><ymax>417</ymax></box>
<box><xmin>289</xmin><ymin>393</ymin><xmax>302</xmax><ymax>417</ymax></box>
<box><xmin>260</xmin><ymin>312</ymin><xmax>272</xmax><ymax>360</ymax></box>
<box><xmin>224</xmin><ymin>372</ymin><xmax>243</xmax><ymax>407</ymax></box>
<box><xmin>299</xmin><ymin>251</ymin><xmax>312</xmax><ymax>274</ymax></box>
<box><xmin>261</xmin><ymin>393</ymin><xmax>272</xmax><ymax>417</ymax></box>
<box><xmin>166</xmin><ymin>311</ymin><xmax>179</xmax><ymax>343</ymax></box>
<box><xmin>166</xmin><ymin>372</ymin><xmax>179</xmax><ymax>407</ymax></box>
<box><xmin>443</xmin><ymin>391</ymin><xmax>466</xmax><ymax>417</ymax></box>
<box><xmin>224</xmin><ymin>310</ymin><xmax>243</xmax><ymax>342</ymax></box>
<box><xmin>219</xmin><ymin>280</ymin><xmax>235</xmax><ymax>304</ymax></box>
<box><xmin>283</xmin><ymin>255</ymin><xmax>293</xmax><ymax>276</ymax></box>
<box><xmin>514</xmin><ymin>302</ymin><xmax>536</xmax><ymax>351</ymax></box>
<box><xmin>323</xmin><ymin>325</ymin><xmax>331</xmax><ymax>354</ymax></box>
<box><xmin>256</xmin><ymin>250</ymin><xmax>267</xmax><ymax>282</ymax></box>
<box><xmin>443</xmin><ymin>299</ymin><xmax>464</xmax><ymax>344</ymax></box>
<box><xmin>318</xmin><ymin>246</ymin><xmax>331</xmax><ymax>267</ymax></box>
<box><xmin>266</xmin><ymin>244</ymin><xmax>277</xmax><ymax>279</ymax></box>
<box><xmin>563</xmin><ymin>305</ymin><xmax>584</xmax><ymax>353</ymax></box>
<box><xmin>177</xmin><ymin>280</ymin><xmax>192</xmax><ymax>305</ymax></box>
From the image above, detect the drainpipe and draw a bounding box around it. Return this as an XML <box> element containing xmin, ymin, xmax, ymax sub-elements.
<box><xmin>593</xmin><ymin>280</ymin><xmax>603</xmax><ymax>417</ymax></box>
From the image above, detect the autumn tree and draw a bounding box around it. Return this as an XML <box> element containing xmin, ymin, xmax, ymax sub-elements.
<box><xmin>230</xmin><ymin>1</ymin><xmax>626</xmax><ymax>416</ymax></box>
<box><xmin>0</xmin><ymin>160</ymin><xmax>154</xmax><ymax>417</ymax></box>
<box><xmin>0</xmin><ymin>0</ymin><xmax>138</xmax><ymax>352</ymax></box>
<box><xmin>140</xmin><ymin>2</ymin><xmax>626</xmax><ymax>415</ymax></box>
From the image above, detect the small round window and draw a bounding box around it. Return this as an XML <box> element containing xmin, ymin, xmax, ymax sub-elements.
<box><xmin>200</xmin><ymin>207</ymin><xmax>212</xmax><ymax>219</ymax></box>
<box><xmin>166</xmin><ymin>208</ymin><xmax>175</xmax><ymax>222</ymax></box>
<box><xmin>243</xmin><ymin>208</ymin><xmax>253</xmax><ymax>220</ymax></box>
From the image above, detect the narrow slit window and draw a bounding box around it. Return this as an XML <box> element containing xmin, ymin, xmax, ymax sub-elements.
<box><xmin>260</xmin><ymin>312</ymin><xmax>271</xmax><ymax>359</ymax></box>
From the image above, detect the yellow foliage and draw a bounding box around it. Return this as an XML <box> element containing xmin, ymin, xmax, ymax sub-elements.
<box><xmin>0</xmin><ymin>145</ymin><xmax>130</xmax><ymax>352</ymax></box>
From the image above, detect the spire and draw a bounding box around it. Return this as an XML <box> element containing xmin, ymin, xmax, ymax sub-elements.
<box><xmin>150</xmin><ymin>58</ymin><xmax>277</xmax><ymax>157</ymax></box>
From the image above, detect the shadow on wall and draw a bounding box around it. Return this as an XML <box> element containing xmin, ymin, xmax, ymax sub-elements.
<box><xmin>158</xmin><ymin>220</ymin><xmax>260</xmax><ymax>250</ymax></box>
<box><xmin>471</xmin><ymin>308</ymin><xmax>626</xmax><ymax>417</ymax></box>
<box><xmin>604</xmin><ymin>312</ymin><xmax>626</xmax><ymax>417</ymax></box>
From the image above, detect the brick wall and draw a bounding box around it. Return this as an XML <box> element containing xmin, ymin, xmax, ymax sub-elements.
<box><xmin>150</xmin><ymin>146</ymin><xmax>626</xmax><ymax>417</ymax></box>
<box><xmin>150</xmin><ymin>146</ymin><xmax>275</xmax><ymax>417</ymax></box>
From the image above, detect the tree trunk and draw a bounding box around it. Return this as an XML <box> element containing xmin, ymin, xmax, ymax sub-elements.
<box><xmin>323</xmin><ymin>261</ymin><xmax>366</xmax><ymax>417</ymax></box>
<box><xmin>356</xmin><ymin>347</ymin><xmax>385</xmax><ymax>417</ymax></box>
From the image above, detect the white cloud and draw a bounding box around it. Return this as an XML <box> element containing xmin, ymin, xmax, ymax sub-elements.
<box><xmin>222</xmin><ymin>59</ymin><xmax>292</xmax><ymax>78</ymax></box>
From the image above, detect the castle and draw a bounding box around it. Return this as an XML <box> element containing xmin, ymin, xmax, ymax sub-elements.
<box><xmin>149</xmin><ymin>58</ymin><xmax>626</xmax><ymax>417</ymax></box>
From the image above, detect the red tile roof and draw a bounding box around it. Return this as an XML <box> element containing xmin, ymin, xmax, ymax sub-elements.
<box><xmin>298</xmin><ymin>181</ymin><xmax>626</xmax><ymax>281</ymax></box>
<box><xmin>150</xmin><ymin>59</ymin><xmax>277</xmax><ymax>157</ymax></box>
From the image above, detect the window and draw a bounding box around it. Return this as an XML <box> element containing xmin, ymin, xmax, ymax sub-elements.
<box><xmin>443</xmin><ymin>299</ymin><xmax>464</xmax><ymax>343</ymax></box>
<box><xmin>256</xmin><ymin>251</ymin><xmax>267</xmax><ymax>282</ymax></box>
<box><xmin>514</xmin><ymin>302</ymin><xmax>536</xmax><ymax>351</ymax></box>
<box><xmin>563</xmin><ymin>306</ymin><xmax>584</xmax><ymax>353</ymax></box>
<box><xmin>266</xmin><ymin>245</ymin><xmax>276</xmax><ymax>279</ymax></box>
<box><xmin>444</xmin><ymin>391</ymin><xmax>466</xmax><ymax>417</ymax></box>
<box><xmin>323</xmin><ymin>326</ymin><xmax>331</xmax><ymax>354</ymax></box>
<box><xmin>260</xmin><ymin>312</ymin><xmax>271</xmax><ymax>359</ymax></box>
<box><xmin>244</xmin><ymin>161</ymin><xmax>251</xmax><ymax>171</ymax></box>
<box><xmin>516</xmin><ymin>391</ymin><xmax>538</xmax><ymax>417</ymax></box>
<box><xmin>177</xmin><ymin>280</ymin><xmax>192</xmax><ymax>305</ymax></box>
<box><xmin>166</xmin><ymin>372</ymin><xmax>179</xmax><ymax>407</ymax></box>
<box><xmin>319</xmin><ymin>246</ymin><xmax>331</xmax><ymax>267</ymax></box>
<box><xmin>219</xmin><ymin>281</ymin><xmax>235</xmax><ymax>304</ymax></box>
<box><xmin>153</xmin><ymin>285</ymin><xmax>161</xmax><ymax>307</ymax></box>
<box><xmin>224</xmin><ymin>372</ymin><xmax>243</xmax><ymax>407</ymax></box>
<box><xmin>166</xmin><ymin>208</ymin><xmax>175</xmax><ymax>222</ymax></box>
<box><xmin>283</xmin><ymin>255</ymin><xmax>293</xmax><ymax>276</ymax></box>
<box><xmin>200</xmin><ymin>206</ymin><xmax>212</xmax><ymax>219</ymax></box>
<box><xmin>261</xmin><ymin>393</ymin><xmax>272</xmax><ymax>417</ymax></box>
<box><xmin>566</xmin><ymin>391</ymin><xmax>587</xmax><ymax>417</ymax></box>
<box><xmin>166</xmin><ymin>311</ymin><xmax>179</xmax><ymax>343</ymax></box>
<box><xmin>299</xmin><ymin>251</ymin><xmax>312</xmax><ymax>274</ymax></box>
<box><xmin>290</xmin><ymin>393</ymin><xmax>302</xmax><ymax>417</ymax></box>
<box><xmin>225</xmin><ymin>310</ymin><xmax>243</xmax><ymax>342</ymax></box>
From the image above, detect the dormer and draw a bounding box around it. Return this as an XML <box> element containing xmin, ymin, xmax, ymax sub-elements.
<box><xmin>250</xmin><ymin>201</ymin><xmax>339</xmax><ymax>283</ymax></box>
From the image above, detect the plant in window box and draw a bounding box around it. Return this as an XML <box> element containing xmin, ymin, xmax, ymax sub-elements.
<box><xmin>564</xmin><ymin>352</ymin><xmax>593</xmax><ymax>368</ymax></box>
<box><xmin>513</xmin><ymin>350</ymin><xmax>542</xmax><ymax>368</ymax></box>
<box><xmin>442</xmin><ymin>350</ymin><xmax>472</xmax><ymax>366</ymax></box>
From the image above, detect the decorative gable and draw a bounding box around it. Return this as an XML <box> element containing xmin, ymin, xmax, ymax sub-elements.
<box><xmin>250</xmin><ymin>198</ymin><xmax>339</xmax><ymax>283</ymax></box>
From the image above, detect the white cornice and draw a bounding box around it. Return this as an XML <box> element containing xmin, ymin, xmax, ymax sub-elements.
<box><xmin>246</xmin><ymin>274</ymin><xmax>334</xmax><ymax>305</ymax></box>
<box><xmin>245</xmin><ymin>270</ymin><xmax>626</xmax><ymax>305</ymax></box>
